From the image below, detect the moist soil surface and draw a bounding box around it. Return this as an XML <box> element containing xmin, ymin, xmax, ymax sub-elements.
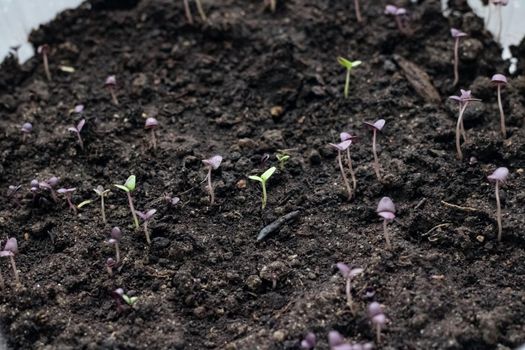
<box><xmin>1</xmin><ymin>0</ymin><xmax>525</xmax><ymax>349</ymax></box>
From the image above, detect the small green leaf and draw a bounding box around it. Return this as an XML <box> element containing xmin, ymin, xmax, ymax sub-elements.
<box><xmin>77</xmin><ymin>200</ymin><xmax>93</xmax><ymax>208</ymax></box>
<box><xmin>114</xmin><ymin>184</ymin><xmax>130</xmax><ymax>193</ymax></box>
<box><xmin>122</xmin><ymin>295</ymin><xmax>131</xmax><ymax>305</ymax></box>
<box><xmin>129</xmin><ymin>297</ymin><xmax>138</xmax><ymax>305</ymax></box>
<box><xmin>124</xmin><ymin>175</ymin><xmax>136</xmax><ymax>191</ymax></box>
<box><xmin>248</xmin><ymin>175</ymin><xmax>263</xmax><ymax>183</ymax></box>
<box><xmin>261</xmin><ymin>167</ymin><xmax>276</xmax><ymax>182</ymax></box>
<box><xmin>276</xmin><ymin>154</ymin><xmax>290</xmax><ymax>162</ymax></box>
<box><xmin>337</xmin><ymin>56</ymin><xmax>352</xmax><ymax>69</ymax></box>
<box><xmin>351</xmin><ymin>60</ymin><xmax>362</xmax><ymax>68</ymax></box>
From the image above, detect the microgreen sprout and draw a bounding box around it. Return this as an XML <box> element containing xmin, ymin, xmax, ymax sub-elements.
<box><xmin>385</xmin><ymin>5</ymin><xmax>411</xmax><ymax>35</ymax></box>
<box><xmin>488</xmin><ymin>167</ymin><xmax>509</xmax><ymax>242</ymax></box>
<box><xmin>202</xmin><ymin>155</ymin><xmax>222</xmax><ymax>205</ymax></box>
<box><xmin>114</xmin><ymin>288</ymin><xmax>138</xmax><ymax>307</ymax></box>
<box><xmin>328</xmin><ymin>331</ymin><xmax>373</xmax><ymax>350</ymax></box>
<box><xmin>340</xmin><ymin>132</ymin><xmax>358</xmax><ymax>190</ymax></box>
<box><xmin>354</xmin><ymin>0</ymin><xmax>362</xmax><ymax>23</ymax></box>
<box><xmin>329</xmin><ymin>140</ymin><xmax>353</xmax><ymax>200</ymax></box>
<box><xmin>300</xmin><ymin>332</ymin><xmax>316</xmax><ymax>349</ymax></box>
<box><xmin>336</xmin><ymin>263</ymin><xmax>364</xmax><ymax>313</ymax></box>
<box><xmin>493</xmin><ymin>0</ymin><xmax>509</xmax><ymax>41</ymax></box>
<box><xmin>145</xmin><ymin>117</ymin><xmax>159</xmax><ymax>150</ymax></box>
<box><xmin>39</xmin><ymin>176</ymin><xmax>59</xmax><ymax>202</ymax></box>
<box><xmin>183</xmin><ymin>0</ymin><xmax>207</xmax><ymax>24</ymax></box>
<box><xmin>104</xmin><ymin>75</ymin><xmax>119</xmax><ymax>105</ymax></box>
<box><xmin>106</xmin><ymin>257</ymin><xmax>116</xmax><ymax>275</ymax></box>
<box><xmin>37</xmin><ymin>44</ymin><xmax>52</xmax><ymax>82</ymax></box>
<box><xmin>7</xmin><ymin>185</ymin><xmax>21</xmax><ymax>207</ymax></box>
<box><xmin>368</xmin><ymin>302</ymin><xmax>386</xmax><ymax>344</ymax></box>
<box><xmin>67</xmin><ymin>119</ymin><xmax>86</xmax><ymax>150</ymax></box>
<box><xmin>21</xmin><ymin>122</ymin><xmax>32</xmax><ymax>141</ymax></box>
<box><xmin>114</xmin><ymin>175</ymin><xmax>139</xmax><ymax>229</ymax></box>
<box><xmin>491</xmin><ymin>74</ymin><xmax>508</xmax><ymax>138</ymax></box>
<box><xmin>108</xmin><ymin>227</ymin><xmax>122</xmax><ymax>263</ymax></box>
<box><xmin>276</xmin><ymin>152</ymin><xmax>290</xmax><ymax>170</ymax></box>
<box><xmin>364</xmin><ymin>119</ymin><xmax>385</xmax><ymax>180</ymax></box>
<box><xmin>57</xmin><ymin>188</ymin><xmax>77</xmax><ymax>214</ymax></box>
<box><xmin>449</xmin><ymin>90</ymin><xmax>481</xmax><ymax>160</ymax></box>
<box><xmin>377</xmin><ymin>197</ymin><xmax>395</xmax><ymax>250</ymax></box>
<box><xmin>337</xmin><ymin>57</ymin><xmax>362</xmax><ymax>99</ymax></box>
<box><xmin>94</xmin><ymin>185</ymin><xmax>110</xmax><ymax>224</ymax></box>
<box><xmin>136</xmin><ymin>209</ymin><xmax>157</xmax><ymax>245</ymax></box>
<box><xmin>248</xmin><ymin>166</ymin><xmax>277</xmax><ymax>209</ymax></box>
<box><xmin>162</xmin><ymin>193</ymin><xmax>181</xmax><ymax>207</ymax></box>
<box><xmin>0</xmin><ymin>238</ymin><xmax>19</xmax><ymax>286</ymax></box>
<box><xmin>450</xmin><ymin>28</ymin><xmax>467</xmax><ymax>86</ymax></box>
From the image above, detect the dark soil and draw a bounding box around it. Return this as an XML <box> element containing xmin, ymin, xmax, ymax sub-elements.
<box><xmin>1</xmin><ymin>0</ymin><xmax>525</xmax><ymax>349</ymax></box>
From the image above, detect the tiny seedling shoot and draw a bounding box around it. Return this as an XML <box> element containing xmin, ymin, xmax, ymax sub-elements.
<box><xmin>202</xmin><ymin>155</ymin><xmax>222</xmax><ymax>205</ymax></box>
<box><xmin>68</xmin><ymin>119</ymin><xmax>86</xmax><ymax>150</ymax></box>
<box><xmin>276</xmin><ymin>152</ymin><xmax>290</xmax><ymax>170</ymax></box>
<box><xmin>136</xmin><ymin>209</ymin><xmax>157</xmax><ymax>245</ymax></box>
<box><xmin>377</xmin><ymin>196</ymin><xmax>396</xmax><ymax>249</ymax></box>
<box><xmin>337</xmin><ymin>57</ymin><xmax>362</xmax><ymax>99</ymax></box>
<box><xmin>300</xmin><ymin>332</ymin><xmax>316</xmax><ymax>350</ymax></box>
<box><xmin>449</xmin><ymin>89</ymin><xmax>481</xmax><ymax>160</ymax></box>
<box><xmin>354</xmin><ymin>0</ymin><xmax>362</xmax><ymax>22</ymax></box>
<box><xmin>364</xmin><ymin>119</ymin><xmax>385</xmax><ymax>180</ymax></box>
<box><xmin>106</xmin><ymin>258</ymin><xmax>116</xmax><ymax>275</ymax></box>
<box><xmin>491</xmin><ymin>74</ymin><xmax>508</xmax><ymax>138</ymax></box>
<box><xmin>183</xmin><ymin>0</ymin><xmax>207</xmax><ymax>24</ymax></box>
<box><xmin>39</xmin><ymin>176</ymin><xmax>60</xmax><ymax>202</ymax></box>
<box><xmin>21</xmin><ymin>122</ymin><xmax>32</xmax><ymax>141</ymax></box>
<box><xmin>114</xmin><ymin>288</ymin><xmax>139</xmax><ymax>307</ymax></box>
<box><xmin>94</xmin><ymin>185</ymin><xmax>110</xmax><ymax>224</ymax></box>
<box><xmin>37</xmin><ymin>44</ymin><xmax>52</xmax><ymax>82</ymax></box>
<box><xmin>0</xmin><ymin>238</ymin><xmax>20</xmax><ymax>286</ymax></box>
<box><xmin>145</xmin><ymin>117</ymin><xmax>159</xmax><ymax>150</ymax></box>
<box><xmin>57</xmin><ymin>188</ymin><xmax>77</xmax><ymax>214</ymax></box>
<box><xmin>336</xmin><ymin>263</ymin><xmax>364</xmax><ymax>313</ymax></box>
<box><xmin>488</xmin><ymin>167</ymin><xmax>509</xmax><ymax>242</ymax></box>
<box><xmin>114</xmin><ymin>175</ymin><xmax>140</xmax><ymax>229</ymax></box>
<box><xmin>104</xmin><ymin>75</ymin><xmax>119</xmax><ymax>105</ymax></box>
<box><xmin>329</xmin><ymin>140</ymin><xmax>353</xmax><ymax>200</ymax></box>
<box><xmin>450</xmin><ymin>28</ymin><xmax>467</xmax><ymax>86</ymax></box>
<box><xmin>368</xmin><ymin>302</ymin><xmax>387</xmax><ymax>344</ymax></box>
<box><xmin>385</xmin><ymin>5</ymin><xmax>411</xmax><ymax>35</ymax></box>
<box><xmin>108</xmin><ymin>227</ymin><xmax>122</xmax><ymax>263</ymax></box>
<box><xmin>248</xmin><ymin>166</ymin><xmax>276</xmax><ymax>209</ymax></box>
<box><xmin>340</xmin><ymin>132</ymin><xmax>357</xmax><ymax>190</ymax></box>
<box><xmin>493</xmin><ymin>0</ymin><xmax>509</xmax><ymax>41</ymax></box>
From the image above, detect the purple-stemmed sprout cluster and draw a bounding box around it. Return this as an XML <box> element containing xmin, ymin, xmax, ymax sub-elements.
<box><xmin>449</xmin><ymin>89</ymin><xmax>481</xmax><ymax>160</ymax></box>
<box><xmin>136</xmin><ymin>209</ymin><xmax>157</xmax><ymax>245</ymax></box>
<box><xmin>385</xmin><ymin>5</ymin><xmax>411</xmax><ymax>35</ymax></box>
<box><xmin>336</xmin><ymin>263</ymin><xmax>363</xmax><ymax>313</ymax></box>
<box><xmin>67</xmin><ymin>119</ymin><xmax>86</xmax><ymax>150</ymax></box>
<box><xmin>488</xmin><ymin>167</ymin><xmax>509</xmax><ymax>242</ymax></box>
<box><xmin>202</xmin><ymin>155</ymin><xmax>223</xmax><ymax>206</ymax></box>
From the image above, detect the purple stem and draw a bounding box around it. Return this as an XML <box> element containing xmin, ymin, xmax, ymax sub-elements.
<box><xmin>115</xmin><ymin>243</ymin><xmax>121</xmax><ymax>263</ymax></box>
<box><xmin>43</xmin><ymin>53</ymin><xmax>52</xmax><ymax>82</ymax></box>
<box><xmin>144</xmin><ymin>221</ymin><xmax>151</xmax><ymax>245</ymax></box>
<box><xmin>127</xmin><ymin>192</ymin><xmax>139</xmax><ymax>229</ymax></box>
<box><xmin>109</xmin><ymin>87</ymin><xmax>119</xmax><ymax>105</ymax></box>
<box><xmin>455</xmin><ymin>102</ymin><xmax>469</xmax><ymax>160</ymax></box>
<box><xmin>206</xmin><ymin>167</ymin><xmax>215</xmax><ymax>205</ymax></box>
<box><xmin>497</xmin><ymin>85</ymin><xmax>506</xmax><ymax>138</ymax></box>
<box><xmin>337</xmin><ymin>150</ymin><xmax>353</xmax><ymax>200</ymax></box>
<box><xmin>354</xmin><ymin>0</ymin><xmax>362</xmax><ymax>22</ymax></box>
<box><xmin>183</xmin><ymin>0</ymin><xmax>193</xmax><ymax>24</ymax></box>
<box><xmin>76</xmin><ymin>132</ymin><xmax>84</xmax><ymax>150</ymax></box>
<box><xmin>372</xmin><ymin>129</ymin><xmax>381</xmax><ymax>180</ymax></box>
<box><xmin>453</xmin><ymin>38</ymin><xmax>460</xmax><ymax>86</ymax></box>
<box><xmin>66</xmin><ymin>194</ymin><xmax>77</xmax><ymax>214</ymax></box>
<box><xmin>383</xmin><ymin>219</ymin><xmax>391</xmax><ymax>250</ymax></box>
<box><xmin>346</xmin><ymin>148</ymin><xmax>357</xmax><ymax>190</ymax></box>
<box><xmin>100</xmin><ymin>195</ymin><xmax>107</xmax><ymax>224</ymax></box>
<box><xmin>10</xmin><ymin>256</ymin><xmax>19</xmax><ymax>286</ymax></box>
<box><xmin>150</xmin><ymin>129</ymin><xmax>157</xmax><ymax>150</ymax></box>
<box><xmin>495</xmin><ymin>181</ymin><xmax>502</xmax><ymax>242</ymax></box>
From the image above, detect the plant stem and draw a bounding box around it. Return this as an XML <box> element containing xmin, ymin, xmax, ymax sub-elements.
<box><xmin>337</xmin><ymin>151</ymin><xmax>352</xmax><ymax>200</ymax></box>
<box><xmin>110</xmin><ymin>87</ymin><xmax>119</xmax><ymax>105</ymax></box>
<box><xmin>346</xmin><ymin>148</ymin><xmax>357</xmax><ymax>190</ymax></box>
<box><xmin>101</xmin><ymin>195</ymin><xmax>106</xmax><ymax>224</ymax></box>
<box><xmin>206</xmin><ymin>167</ymin><xmax>214</xmax><ymax>205</ymax></box>
<box><xmin>497</xmin><ymin>85</ymin><xmax>506</xmax><ymax>138</ymax></box>
<box><xmin>43</xmin><ymin>54</ymin><xmax>52</xmax><ymax>82</ymax></box>
<box><xmin>115</xmin><ymin>243</ymin><xmax>120</xmax><ymax>263</ymax></box>
<box><xmin>383</xmin><ymin>219</ymin><xmax>391</xmax><ymax>250</ymax></box>
<box><xmin>0</xmin><ymin>268</ymin><xmax>4</xmax><ymax>290</ymax></box>
<box><xmin>354</xmin><ymin>0</ymin><xmax>362</xmax><ymax>22</ymax></box>
<box><xmin>344</xmin><ymin>69</ymin><xmax>350</xmax><ymax>98</ymax></box>
<box><xmin>261</xmin><ymin>182</ymin><xmax>267</xmax><ymax>209</ymax></box>
<box><xmin>9</xmin><ymin>256</ymin><xmax>19</xmax><ymax>286</ymax></box>
<box><xmin>497</xmin><ymin>5</ymin><xmax>503</xmax><ymax>42</ymax></box>
<box><xmin>195</xmin><ymin>0</ymin><xmax>207</xmax><ymax>21</ymax></box>
<box><xmin>144</xmin><ymin>222</ymin><xmax>151</xmax><ymax>245</ymax></box>
<box><xmin>395</xmin><ymin>16</ymin><xmax>405</xmax><ymax>34</ymax></box>
<box><xmin>372</xmin><ymin>130</ymin><xmax>381</xmax><ymax>180</ymax></box>
<box><xmin>270</xmin><ymin>0</ymin><xmax>276</xmax><ymax>12</ymax></box>
<box><xmin>453</xmin><ymin>38</ymin><xmax>460</xmax><ymax>86</ymax></box>
<box><xmin>66</xmin><ymin>195</ymin><xmax>77</xmax><ymax>214</ymax></box>
<box><xmin>455</xmin><ymin>102</ymin><xmax>468</xmax><ymax>160</ymax></box>
<box><xmin>495</xmin><ymin>181</ymin><xmax>502</xmax><ymax>242</ymax></box>
<box><xmin>376</xmin><ymin>324</ymin><xmax>382</xmax><ymax>345</ymax></box>
<box><xmin>76</xmin><ymin>133</ymin><xmax>84</xmax><ymax>150</ymax></box>
<box><xmin>183</xmin><ymin>0</ymin><xmax>193</xmax><ymax>24</ymax></box>
<box><xmin>345</xmin><ymin>277</ymin><xmax>354</xmax><ymax>313</ymax></box>
<box><xmin>127</xmin><ymin>192</ymin><xmax>139</xmax><ymax>229</ymax></box>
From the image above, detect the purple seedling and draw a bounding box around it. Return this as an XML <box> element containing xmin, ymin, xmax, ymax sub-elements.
<box><xmin>328</xmin><ymin>331</ymin><xmax>373</xmax><ymax>350</ymax></box>
<box><xmin>300</xmin><ymin>332</ymin><xmax>317</xmax><ymax>349</ymax></box>
<box><xmin>104</xmin><ymin>75</ymin><xmax>119</xmax><ymax>105</ymax></box>
<box><xmin>368</xmin><ymin>302</ymin><xmax>387</xmax><ymax>344</ymax></box>
<box><xmin>0</xmin><ymin>238</ymin><xmax>19</xmax><ymax>286</ymax></box>
<box><xmin>340</xmin><ymin>132</ymin><xmax>358</xmax><ymax>190</ymax></box>
<box><xmin>106</xmin><ymin>257</ymin><xmax>116</xmax><ymax>276</ymax></box>
<box><xmin>354</xmin><ymin>0</ymin><xmax>362</xmax><ymax>23</ymax></box>
<box><xmin>488</xmin><ymin>167</ymin><xmax>509</xmax><ymax>242</ymax></box>
<box><xmin>57</xmin><ymin>188</ymin><xmax>77</xmax><ymax>214</ymax></box>
<box><xmin>108</xmin><ymin>227</ymin><xmax>122</xmax><ymax>263</ymax></box>
<box><xmin>136</xmin><ymin>209</ymin><xmax>157</xmax><ymax>245</ymax></box>
<box><xmin>491</xmin><ymin>74</ymin><xmax>508</xmax><ymax>138</ymax></box>
<box><xmin>493</xmin><ymin>0</ymin><xmax>509</xmax><ymax>41</ymax></box>
<box><xmin>364</xmin><ymin>119</ymin><xmax>385</xmax><ymax>180</ymax></box>
<box><xmin>202</xmin><ymin>155</ymin><xmax>223</xmax><ymax>205</ymax></box>
<box><xmin>73</xmin><ymin>104</ymin><xmax>84</xmax><ymax>114</ymax></box>
<box><xmin>385</xmin><ymin>5</ymin><xmax>411</xmax><ymax>35</ymax></box>
<box><xmin>449</xmin><ymin>90</ymin><xmax>481</xmax><ymax>160</ymax></box>
<box><xmin>37</xmin><ymin>44</ymin><xmax>52</xmax><ymax>82</ymax></box>
<box><xmin>114</xmin><ymin>288</ymin><xmax>139</xmax><ymax>307</ymax></box>
<box><xmin>145</xmin><ymin>117</ymin><xmax>159</xmax><ymax>150</ymax></box>
<box><xmin>329</xmin><ymin>140</ymin><xmax>353</xmax><ymax>200</ymax></box>
<box><xmin>450</xmin><ymin>28</ymin><xmax>467</xmax><ymax>86</ymax></box>
<box><xmin>336</xmin><ymin>263</ymin><xmax>364</xmax><ymax>313</ymax></box>
<box><xmin>21</xmin><ymin>122</ymin><xmax>32</xmax><ymax>142</ymax></box>
<box><xmin>94</xmin><ymin>185</ymin><xmax>110</xmax><ymax>224</ymax></box>
<box><xmin>68</xmin><ymin>119</ymin><xmax>86</xmax><ymax>150</ymax></box>
<box><xmin>377</xmin><ymin>197</ymin><xmax>395</xmax><ymax>250</ymax></box>
<box><xmin>114</xmin><ymin>175</ymin><xmax>139</xmax><ymax>229</ymax></box>
<box><xmin>39</xmin><ymin>176</ymin><xmax>59</xmax><ymax>202</ymax></box>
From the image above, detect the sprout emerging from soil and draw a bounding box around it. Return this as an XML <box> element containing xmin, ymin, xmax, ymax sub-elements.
<box><xmin>354</xmin><ymin>0</ymin><xmax>363</xmax><ymax>23</ymax></box>
<box><xmin>136</xmin><ymin>209</ymin><xmax>157</xmax><ymax>245</ymax></box>
<box><xmin>108</xmin><ymin>227</ymin><xmax>122</xmax><ymax>263</ymax></box>
<box><xmin>39</xmin><ymin>176</ymin><xmax>60</xmax><ymax>202</ymax></box>
<box><xmin>364</xmin><ymin>119</ymin><xmax>385</xmax><ymax>180</ymax></box>
<box><xmin>329</xmin><ymin>140</ymin><xmax>353</xmax><ymax>200</ymax></box>
<box><xmin>202</xmin><ymin>155</ymin><xmax>222</xmax><ymax>205</ymax></box>
<box><xmin>488</xmin><ymin>167</ymin><xmax>509</xmax><ymax>242</ymax></box>
<box><xmin>336</xmin><ymin>263</ymin><xmax>364</xmax><ymax>313</ymax></box>
<box><xmin>37</xmin><ymin>44</ymin><xmax>52</xmax><ymax>82</ymax></box>
<box><xmin>183</xmin><ymin>0</ymin><xmax>207</xmax><ymax>24</ymax></box>
<box><xmin>106</xmin><ymin>257</ymin><xmax>116</xmax><ymax>275</ymax></box>
<box><xmin>94</xmin><ymin>185</ymin><xmax>110</xmax><ymax>224</ymax></box>
<box><xmin>276</xmin><ymin>152</ymin><xmax>290</xmax><ymax>170</ymax></box>
<box><xmin>450</xmin><ymin>28</ymin><xmax>467</xmax><ymax>86</ymax></box>
<box><xmin>492</xmin><ymin>0</ymin><xmax>509</xmax><ymax>41</ymax></box>
<box><xmin>368</xmin><ymin>302</ymin><xmax>387</xmax><ymax>345</ymax></box>
<box><xmin>57</xmin><ymin>188</ymin><xmax>77</xmax><ymax>214</ymax></box>
<box><xmin>377</xmin><ymin>197</ymin><xmax>395</xmax><ymax>250</ymax></box>
<box><xmin>337</xmin><ymin>57</ymin><xmax>362</xmax><ymax>99</ymax></box>
<box><xmin>144</xmin><ymin>117</ymin><xmax>159</xmax><ymax>150</ymax></box>
<box><xmin>114</xmin><ymin>288</ymin><xmax>138</xmax><ymax>307</ymax></box>
<box><xmin>385</xmin><ymin>5</ymin><xmax>411</xmax><ymax>35</ymax></box>
<box><xmin>300</xmin><ymin>332</ymin><xmax>317</xmax><ymax>349</ymax></box>
<box><xmin>114</xmin><ymin>175</ymin><xmax>140</xmax><ymax>229</ymax></box>
<box><xmin>491</xmin><ymin>74</ymin><xmax>508</xmax><ymax>138</ymax></box>
<box><xmin>248</xmin><ymin>166</ymin><xmax>277</xmax><ymax>209</ymax></box>
<box><xmin>21</xmin><ymin>122</ymin><xmax>32</xmax><ymax>141</ymax></box>
<box><xmin>449</xmin><ymin>90</ymin><xmax>481</xmax><ymax>160</ymax></box>
<box><xmin>328</xmin><ymin>331</ymin><xmax>373</xmax><ymax>350</ymax></box>
<box><xmin>340</xmin><ymin>132</ymin><xmax>358</xmax><ymax>190</ymax></box>
<box><xmin>0</xmin><ymin>238</ymin><xmax>20</xmax><ymax>286</ymax></box>
<box><xmin>68</xmin><ymin>119</ymin><xmax>86</xmax><ymax>150</ymax></box>
<box><xmin>104</xmin><ymin>75</ymin><xmax>119</xmax><ymax>105</ymax></box>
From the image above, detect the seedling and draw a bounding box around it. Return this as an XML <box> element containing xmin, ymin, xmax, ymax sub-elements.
<box><xmin>354</xmin><ymin>0</ymin><xmax>363</xmax><ymax>22</ymax></box>
<box><xmin>450</xmin><ymin>28</ymin><xmax>467</xmax><ymax>86</ymax></box>
<box><xmin>183</xmin><ymin>0</ymin><xmax>207</xmax><ymax>24</ymax></box>
<box><xmin>336</xmin><ymin>263</ymin><xmax>364</xmax><ymax>313</ymax></box>
<box><xmin>368</xmin><ymin>302</ymin><xmax>386</xmax><ymax>344</ymax></box>
<box><xmin>114</xmin><ymin>175</ymin><xmax>140</xmax><ymax>229</ymax></box>
<box><xmin>329</xmin><ymin>140</ymin><xmax>353</xmax><ymax>200</ymax></box>
<box><xmin>57</xmin><ymin>188</ymin><xmax>77</xmax><ymax>214</ymax></box>
<box><xmin>162</xmin><ymin>193</ymin><xmax>181</xmax><ymax>207</ymax></box>
<box><xmin>94</xmin><ymin>185</ymin><xmax>110</xmax><ymax>223</ymax></box>
<box><xmin>106</xmin><ymin>257</ymin><xmax>116</xmax><ymax>275</ymax></box>
<box><xmin>377</xmin><ymin>197</ymin><xmax>395</xmax><ymax>249</ymax></box>
<box><xmin>39</xmin><ymin>176</ymin><xmax>59</xmax><ymax>202</ymax></box>
<box><xmin>264</xmin><ymin>0</ymin><xmax>277</xmax><ymax>12</ymax></box>
<box><xmin>488</xmin><ymin>167</ymin><xmax>509</xmax><ymax>242</ymax></box>
<box><xmin>104</xmin><ymin>75</ymin><xmax>119</xmax><ymax>105</ymax></box>
<box><xmin>449</xmin><ymin>90</ymin><xmax>481</xmax><ymax>160</ymax></box>
<box><xmin>0</xmin><ymin>238</ymin><xmax>19</xmax><ymax>286</ymax></box>
<box><xmin>37</xmin><ymin>44</ymin><xmax>52</xmax><ymax>82</ymax></box>
<box><xmin>136</xmin><ymin>209</ymin><xmax>157</xmax><ymax>245</ymax></box>
<box><xmin>328</xmin><ymin>331</ymin><xmax>367</xmax><ymax>350</ymax></box>
<box><xmin>145</xmin><ymin>117</ymin><xmax>159</xmax><ymax>150</ymax></box>
<box><xmin>108</xmin><ymin>227</ymin><xmax>122</xmax><ymax>263</ymax></box>
<box><xmin>114</xmin><ymin>288</ymin><xmax>138</xmax><ymax>307</ymax></box>
<box><xmin>300</xmin><ymin>332</ymin><xmax>316</xmax><ymax>349</ymax></box>
<box><xmin>491</xmin><ymin>74</ymin><xmax>508</xmax><ymax>138</ymax></box>
<box><xmin>68</xmin><ymin>119</ymin><xmax>86</xmax><ymax>150</ymax></box>
<box><xmin>385</xmin><ymin>5</ymin><xmax>411</xmax><ymax>35</ymax></box>
<box><xmin>248</xmin><ymin>167</ymin><xmax>277</xmax><ymax>209</ymax></box>
<box><xmin>493</xmin><ymin>0</ymin><xmax>509</xmax><ymax>41</ymax></box>
<box><xmin>73</xmin><ymin>104</ymin><xmax>84</xmax><ymax>114</ymax></box>
<box><xmin>337</xmin><ymin>57</ymin><xmax>362</xmax><ymax>99</ymax></box>
<box><xmin>21</xmin><ymin>122</ymin><xmax>32</xmax><ymax>141</ymax></box>
<box><xmin>364</xmin><ymin>119</ymin><xmax>385</xmax><ymax>180</ymax></box>
<box><xmin>202</xmin><ymin>155</ymin><xmax>223</xmax><ymax>205</ymax></box>
<box><xmin>276</xmin><ymin>152</ymin><xmax>290</xmax><ymax>170</ymax></box>
<box><xmin>340</xmin><ymin>132</ymin><xmax>358</xmax><ymax>190</ymax></box>
<box><xmin>7</xmin><ymin>185</ymin><xmax>21</xmax><ymax>207</ymax></box>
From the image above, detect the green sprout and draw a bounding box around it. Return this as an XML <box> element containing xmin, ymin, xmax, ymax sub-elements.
<box><xmin>114</xmin><ymin>175</ymin><xmax>139</xmax><ymax>229</ymax></box>
<box><xmin>337</xmin><ymin>57</ymin><xmax>362</xmax><ymax>99</ymax></box>
<box><xmin>276</xmin><ymin>152</ymin><xmax>290</xmax><ymax>170</ymax></box>
<box><xmin>122</xmin><ymin>294</ymin><xmax>139</xmax><ymax>307</ymax></box>
<box><xmin>248</xmin><ymin>166</ymin><xmax>276</xmax><ymax>209</ymax></box>
<box><xmin>94</xmin><ymin>185</ymin><xmax>110</xmax><ymax>224</ymax></box>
